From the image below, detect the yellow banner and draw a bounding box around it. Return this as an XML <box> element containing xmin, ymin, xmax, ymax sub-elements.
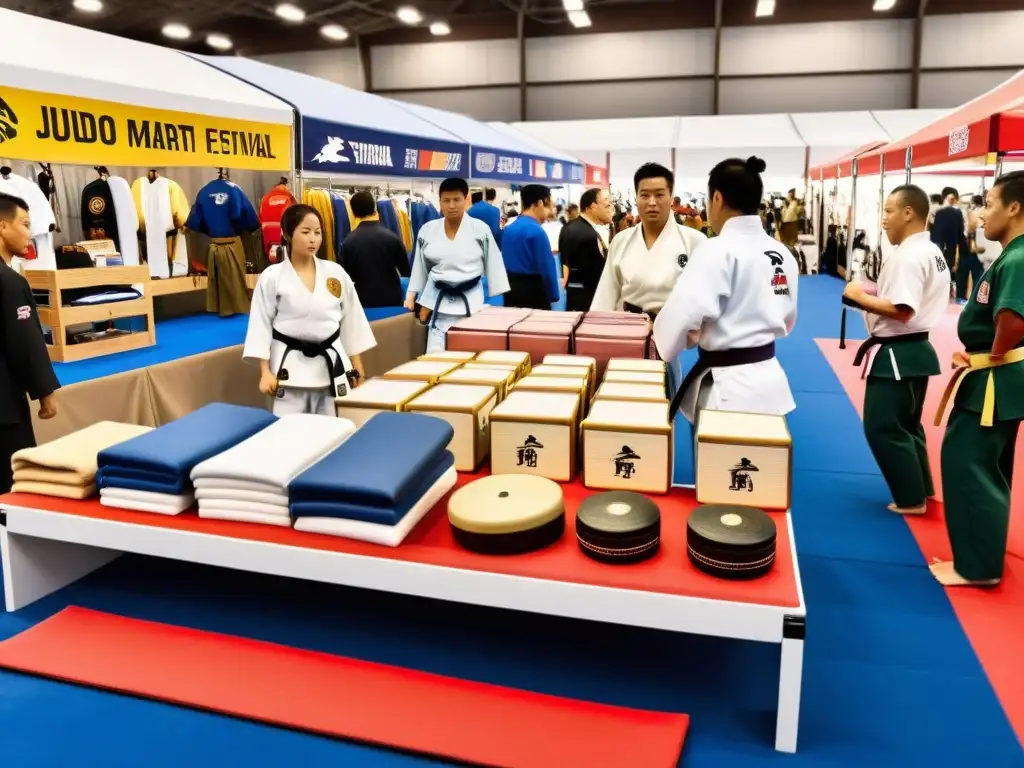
<box><xmin>0</xmin><ymin>85</ymin><xmax>291</xmax><ymax>171</ymax></box>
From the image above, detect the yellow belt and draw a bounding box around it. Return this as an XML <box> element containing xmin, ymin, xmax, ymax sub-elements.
<box><xmin>933</xmin><ymin>347</ymin><xmax>1024</xmax><ymax>428</ymax></box>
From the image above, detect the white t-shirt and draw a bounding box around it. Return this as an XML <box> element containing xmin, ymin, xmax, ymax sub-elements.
<box><xmin>867</xmin><ymin>231</ymin><xmax>949</xmax><ymax>338</ymax></box>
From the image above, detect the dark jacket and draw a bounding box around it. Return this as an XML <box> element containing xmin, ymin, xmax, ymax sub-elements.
<box><xmin>931</xmin><ymin>206</ymin><xmax>968</xmax><ymax>260</ymax></box>
<box><xmin>559</xmin><ymin>217</ymin><xmax>608</xmax><ymax>310</ymax></box>
<box><xmin>0</xmin><ymin>262</ymin><xmax>59</xmax><ymax>424</ymax></box>
<box><xmin>338</xmin><ymin>221</ymin><xmax>411</xmax><ymax>308</ymax></box>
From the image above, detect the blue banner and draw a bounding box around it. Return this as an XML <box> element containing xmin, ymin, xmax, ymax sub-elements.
<box><xmin>301</xmin><ymin>116</ymin><xmax>469</xmax><ymax>178</ymax></box>
<box><xmin>471</xmin><ymin>146</ymin><xmax>584</xmax><ymax>185</ymax></box>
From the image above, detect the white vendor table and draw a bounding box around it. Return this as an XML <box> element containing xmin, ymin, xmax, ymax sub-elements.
<box><xmin>0</xmin><ymin>483</ymin><xmax>806</xmax><ymax>753</ymax></box>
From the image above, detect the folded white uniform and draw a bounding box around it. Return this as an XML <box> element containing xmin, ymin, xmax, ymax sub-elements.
<box><xmin>99</xmin><ymin>487</ymin><xmax>195</xmax><ymax>515</ymax></box>
<box><xmin>190</xmin><ymin>414</ymin><xmax>356</xmax><ymax>526</ymax></box>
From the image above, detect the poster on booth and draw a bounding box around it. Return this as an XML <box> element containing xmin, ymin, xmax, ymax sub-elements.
<box><xmin>585</xmin><ymin>164</ymin><xmax>609</xmax><ymax>187</ymax></box>
<box><xmin>301</xmin><ymin>116</ymin><xmax>468</xmax><ymax>178</ymax></box>
<box><xmin>0</xmin><ymin>84</ymin><xmax>292</xmax><ymax>171</ymax></box>
<box><xmin>472</xmin><ymin>148</ymin><xmax>584</xmax><ymax>185</ymax></box>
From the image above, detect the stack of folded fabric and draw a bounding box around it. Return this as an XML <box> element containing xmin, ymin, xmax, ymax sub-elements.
<box><xmin>290</xmin><ymin>411</ymin><xmax>457</xmax><ymax>546</ymax></box>
<box><xmin>11</xmin><ymin>421</ymin><xmax>154</xmax><ymax>499</ymax></box>
<box><xmin>97</xmin><ymin>403</ymin><xmax>278</xmax><ymax>515</ymax></box>
<box><xmin>190</xmin><ymin>414</ymin><xmax>357</xmax><ymax>527</ymax></box>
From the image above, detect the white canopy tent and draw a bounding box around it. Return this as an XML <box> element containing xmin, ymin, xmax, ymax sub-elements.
<box><xmin>487</xmin><ymin>122</ymin><xmax>582</xmax><ymax>166</ymax></box>
<box><xmin>791</xmin><ymin>111</ymin><xmax>891</xmax><ymax>171</ymax></box>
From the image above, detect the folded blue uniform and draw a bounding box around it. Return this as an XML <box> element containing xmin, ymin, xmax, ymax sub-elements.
<box><xmin>289</xmin><ymin>411</ymin><xmax>454</xmax><ymax>526</ymax></box>
<box><xmin>97</xmin><ymin>403</ymin><xmax>277</xmax><ymax>495</ymax></box>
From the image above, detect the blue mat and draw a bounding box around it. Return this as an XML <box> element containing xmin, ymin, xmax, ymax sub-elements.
<box><xmin>2</xmin><ymin>275</ymin><xmax>1023</xmax><ymax>767</ymax></box>
<box><xmin>98</xmin><ymin>404</ymin><xmax>277</xmax><ymax>495</ymax></box>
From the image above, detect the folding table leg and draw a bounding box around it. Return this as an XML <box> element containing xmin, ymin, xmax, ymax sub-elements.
<box><xmin>775</xmin><ymin>615</ymin><xmax>805</xmax><ymax>753</ymax></box>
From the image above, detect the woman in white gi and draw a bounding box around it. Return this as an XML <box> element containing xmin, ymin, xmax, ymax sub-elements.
<box><xmin>244</xmin><ymin>204</ymin><xmax>376</xmax><ymax>416</ymax></box>
<box><xmin>590</xmin><ymin>162</ymin><xmax>707</xmax><ymax>396</ymax></box>
<box><xmin>404</xmin><ymin>177</ymin><xmax>509</xmax><ymax>353</ymax></box>
<box><xmin>653</xmin><ymin>156</ymin><xmax>799</xmax><ymax>428</ymax></box>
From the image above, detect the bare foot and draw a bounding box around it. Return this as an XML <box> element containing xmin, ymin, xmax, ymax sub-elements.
<box><xmin>929</xmin><ymin>560</ymin><xmax>1000</xmax><ymax>587</ymax></box>
<box><xmin>888</xmin><ymin>502</ymin><xmax>927</xmax><ymax>516</ymax></box>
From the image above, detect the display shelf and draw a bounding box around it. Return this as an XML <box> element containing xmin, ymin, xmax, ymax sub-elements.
<box><xmin>0</xmin><ymin>476</ymin><xmax>806</xmax><ymax>752</ymax></box>
<box><xmin>146</xmin><ymin>274</ymin><xmax>260</xmax><ymax>297</ymax></box>
<box><xmin>25</xmin><ymin>266</ymin><xmax>154</xmax><ymax>362</ymax></box>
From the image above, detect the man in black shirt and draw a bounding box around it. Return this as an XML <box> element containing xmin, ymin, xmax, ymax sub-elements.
<box><xmin>559</xmin><ymin>187</ymin><xmax>613</xmax><ymax>311</ymax></box>
<box><xmin>338</xmin><ymin>191</ymin><xmax>411</xmax><ymax>308</ymax></box>
<box><xmin>930</xmin><ymin>186</ymin><xmax>968</xmax><ymax>300</ymax></box>
<box><xmin>0</xmin><ymin>193</ymin><xmax>59</xmax><ymax>492</ymax></box>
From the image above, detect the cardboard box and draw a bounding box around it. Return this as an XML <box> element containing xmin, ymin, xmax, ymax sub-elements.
<box><xmin>490</xmin><ymin>390</ymin><xmax>580</xmax><ymax>482</ymax></box>
<box><xmin>582</xmin><ymin>399</ymin><xmax>673</xmax><ymax>494</ymax></box>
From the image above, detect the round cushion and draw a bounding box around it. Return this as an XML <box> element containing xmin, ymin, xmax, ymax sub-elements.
<box><xmin>576</xmin><ymin>491</ymin><xmax>660</xmax><ymax>564</ymax></box>
<box><xmin>686</xmin><ymin>504</ymin><xmax>776</xmax><ymax>580</ymax></box>
<box><xmin>448</xmin><ymin>474</ymin><xmax>565</xmax><ymax>554</ymax></box>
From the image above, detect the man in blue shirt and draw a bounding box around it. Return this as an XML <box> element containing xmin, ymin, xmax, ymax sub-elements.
<box><xmin>467</xmin><ymin>187</ymin><xmax>503</xmax><ymax>249</ymax></box>
<box><xmin>501</xmin><ymin>184</ymin><xmax>560</xmax><ymax>309</ymax></box>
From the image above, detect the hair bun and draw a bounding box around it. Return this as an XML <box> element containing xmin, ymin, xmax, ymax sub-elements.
<box><xmin>745</xmin><ymin>156</ymin><xmax>767</xmax><ymax>174</ymax></box>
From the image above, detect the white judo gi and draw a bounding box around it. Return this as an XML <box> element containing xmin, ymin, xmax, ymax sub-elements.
<box><xmin>0</xmin><ymin>170</ymin><xmax>56</xmax><ymax>271</ymax></box>
<box><xmin>408</xmin><ymin>216</ymin><xmax>509</xmax><ymax>353</ymax></box>
<box><xmin>653</xmin><ymin>216</ymin><xmax>799</xmax><ymax>424</ymax></box>
<box><xmin>591</xmin><ymin>220</ymin><xmax>707</xmax><ymax>396</ymax></box>
<box><xmin>244</xmin><ymin>257</ymin><xmax>377</xmax><ymax>416</ymax></box>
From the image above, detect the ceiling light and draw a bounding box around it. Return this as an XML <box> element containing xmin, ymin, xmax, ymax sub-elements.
<box><xmin>755</xmin><ymin>0</ymin><xmax>775</xmax><ymax>17</ymax></box>
<box><xmin>563</xmin><ymin>0</ymin><xmax>584</xmax><ymax>10</ymax></box>
<box><xmin>274</xmin><ymin>3</ymin><xmax>306</xmax><ymax>23</ymax></box>
<box><xmin>429</xmin><ymin>21</ymin><xmax>450</xmax><ymax>36</ymax></box>
<box><xmin>205</xmin><ymin>33</ymin><xmax>232</xmax><ymax>50</ymax></box>
<box><xmin>873</xmin><ymin>0</ymin><xmax>897</xmax><ymax>10</ymax></box>
<box><xmin>568</xmin><ymin>10</ymin><xmax>591</xmax><ymax>27</ymax></box>
<box><xmin>320</xmin><ymin>24</ymin><xmax>349</xmax><ymax>41</ymax></box>
<box><xmin>72</xmin><ymin>0</ymin><xmax>103</xmax><ymax>12</ymax></box>
<box><xmin>396</xmin><ymin>6</ymin><xmax>423</xmax><ymax>24</ymax></box>
<box><xmin>161</xmin><ymin>23</ymin><xmax>191</xmax><ymax>40</ymax></box>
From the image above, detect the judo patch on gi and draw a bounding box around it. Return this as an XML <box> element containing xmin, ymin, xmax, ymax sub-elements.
<box><xmin>326</xmin><ymin>277</ymin><xmax>342</xmax><ymax>298</ymax></box>
<box><xmin>976</xmin><ymin>281</ymin><xmax>990</xmax><ymax>305</ymax></box>
<box><xmin>677</xmin><ymin>253</ymin><xmax>688</xmax><ymax>269</ymax></box>
<box><xmin>15</xmin><ymin>305</ymin><xmax>31</xmax><ymax>321</ymax></box>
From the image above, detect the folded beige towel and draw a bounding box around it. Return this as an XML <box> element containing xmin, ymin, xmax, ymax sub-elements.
<box><xmin>11</xmin><ymin>481</ymin><xmax>97</xmax><ymax>500</ymax></box>
<box><xmin>12</xmin><ymin>421</ymin><xmax>153</xmax><ymax>489</ymax></box>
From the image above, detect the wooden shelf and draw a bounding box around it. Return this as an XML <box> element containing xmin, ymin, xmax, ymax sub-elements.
<box><xmin>147</xmin><ymin>274</ymin><xmax>259</xmax><ymax>297</ymax></box>
<box><xmin>25</xmin><ymin>267</ymin><xmax>154</xmax><ymax>363</ymax></box>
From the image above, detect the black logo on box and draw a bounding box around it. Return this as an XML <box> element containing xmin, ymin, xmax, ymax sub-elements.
<box><xmin>613</xmin><ymin>446</ymin><xmax>640</xmax><ymax>479</ymax></box>
<box><xmin>729</xmin><ymin>458</ymin><xmax>758</xmax><ymax>492</ymax></box>
<box><xmin>517</xmin><ymin>436</ymin><xmax>543</xmax><ymax>468</ymax></box>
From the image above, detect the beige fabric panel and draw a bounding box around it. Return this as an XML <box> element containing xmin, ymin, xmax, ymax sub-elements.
<box><xmin>359</xmin><ymin>313</ymin><xmax>426</xmax><ymax>378</ymax></box>
<box><xmin>30</xmin><ymin>369</ymin><xmax>157</xmax><ymax>444</ymax></box>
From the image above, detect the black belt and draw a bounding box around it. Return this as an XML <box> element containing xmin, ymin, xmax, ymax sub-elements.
<box><xmin>669</xmin><ymin>342</ymin><xmax>777</xmax><ymax>420</ymax></box>
<box><xmin>430</xmin><ymin>276</ymin><xmax>481</xmax><ymax>329</ymax></box>
<box><xmin>623</xmin><ymin>302</ymin><xmax>659</xmax><ymax>321</ymax></box>
<box><xmin>273</xmin><ymin>327</ymin><xmax>349</xmax><ymax>396</ymax></box>
<box><xmin>852</xmin><ymin>332</ymin><xmax>929</xmax><ymax>380</ymax></box>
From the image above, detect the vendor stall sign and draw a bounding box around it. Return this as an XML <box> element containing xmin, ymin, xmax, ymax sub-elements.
<box><xmin>471</xmin><ymin>148</ymin><xmax>584</xmax><ymax>185</ymax></box>
<box><xmin>0</xmin><ymin>85</ymin><xmax>291</xmax><ymax>171</ymax></box>
<box><xmin>302</xmin><ymin>116</ymin><xmax>467</xmax><ymax>178</ymax></box>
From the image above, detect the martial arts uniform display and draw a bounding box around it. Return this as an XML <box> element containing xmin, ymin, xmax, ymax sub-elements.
<box><xmin>290</xmin><ymin>412</ymin><xmax>458</xmax><ymax>547</ymax></box>
<box><xmin>686</xmin><ymin>504</ymin><xmax>777</xmax><ymax>580</ymax></box>
<box><xmin>191</xmin><ymin>414</ymin><xmax>356</xmax><ymax>527</ymax></box>
<box><xmin>408</xmin><ymin>215</ymin><xmax>509</xmax><ymax>354</ymax></box>
<box><xmin>97</xmin><ymin>403</ymin><xmax>277</xmax><ymax>515</ymax></box>
<box><xmin>81</xmin><ymin>175</ymin><xmax>120</xmax><ymax>247</ymax></box>
<box><xmin>0</xmin><ymin>259</ymin><xmax>60</xmax><ymax>492</ymax></box>
<box><xmin>850</xmin><ymin>231</ymin><xmax>947</xmax><ymax>514</ymax></box>
<box><xmin>131</xmin><ymin>172</ymin><xmax>190</xmax><ymax>279</ymax></box>
<box><xmin>933</xmin><ymin>231</ymin><xmax>1024</xmax><ymax>586</ymax></box>
<box><xmin>186</xmin><ymin>177</ymin><xmax>261</xmax><ymax>317</ymax></box>
<box><xmin>244</xmin><ymin>257</ymin><xmax>377</xmax><ymax>416</ymax></box>
<box><xmin>576</xmin><ymin>491</ymin><xmax>661</xmax><ymax>563</ymax></box>
<box><xmin>260</xmin><ymin>182</ymin><xmax>296</xmax><ymax>263</ymax></box>
<box><xmin>1</xmin><ymin>167</ymin><xmax>57</xmax><ymax>270</ymax></box>
<box><xmin>107</xmin><ymin>176</ymin><xmax>141</xmax><ymax>270</ymax></box>
<box><xmin>10</xmin><ymin>421</ymin><xmax>151</xmax><ymax>499</ymax></box>
<box><xmin>501</xmin><ymin>214</ymin><xmax>561</xmax><ymax>310</ymax></box>
<box><xmin>447</xmin><ymin>474</ymin><xmax>565</xmax><ymax>554</ymax></box>
<box><xmin>653</xmin><ymin>216</ymin><xmax>799</xmax><ymax>426</ymax></box>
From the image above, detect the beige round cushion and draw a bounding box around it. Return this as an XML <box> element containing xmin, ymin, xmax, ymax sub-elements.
<box><xmin>447</xmin><ymin>474</ymin><xmax>564</xmax><ymax>534</ymax></box>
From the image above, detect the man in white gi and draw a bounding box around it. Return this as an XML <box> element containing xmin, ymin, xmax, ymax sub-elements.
<box><xmin>654</xmin><ymin>156</ymin><xmax>799</xmax><ymax>427</ymax></box>
<box><xmin>842</xmin><ymin>184</ymin><xmax>948</xmax><ymax>515</ymax></box>
<box><xmin>405</xmin><ymin>177</ymin><xmax>509</xmax><ymax>353</ymax></box>
<box><xmin>591</xmin><ymin>162</ymin><xmax>706</xmax><ymax>394</ymax></box>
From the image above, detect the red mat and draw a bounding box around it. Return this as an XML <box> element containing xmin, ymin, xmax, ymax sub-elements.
<box><xmin>0</xmin><ymin>607</ymin><xmax>689</xmax><ymax>768</ymax></box>
<box><xmin>1</xmin><ymin>478</ymin><xmax>799</xmax><ymax>609</ymax></box>
<box><xmin>818</xmin><ymin>311</ymin><xmax>1024</xmax><ymax>748</ymax></box>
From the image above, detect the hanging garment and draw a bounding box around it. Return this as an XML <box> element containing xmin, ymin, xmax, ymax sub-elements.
<box><xmin>0</xmin><ymin>171</ymin><xmax>57</xmax><ymax>270</ymax></box>
<box><xmin>301</xmin><ymin>188</ymin><xmax>335</xmax><ymax>262</ymax></box>
<box><xmin>259</xmin><ymin>183</ymin><xmax>296</xmax><ymax>264</ymax></box>
<box><xmin>330</xmin><ymin>191</ymin><xmax>352</xmax><ymax>255</ymax></box>
<box><xmin>36</xmin><ymin>164</ymin><xmax>60</xmax><ymax>235</ymax></box>
<box><xmin>186</xmin><ymin>178</ymin><xmax>260</xmax><ymax>239</ymax></box>
<box><xmin>108</xmin><ymin>176</ymin><xmax>141</xmax><ymax>269</ymax></box>
<box><xmin>376</xmin><ymin>199</ymin><xmax>401</xmax><ymax>238</ymax></box>
<box><xmin>131</xmin><ymin>176</ymin><xmax>190</xmax><ymax>279</ymax></box>
<box><xmin>395</xmin><ymin>201</ymin><xmax>413</xmax><ymax>253</ymax></box>
<box><xmin>206</xmin><ymin>237</ymin><xmax>250</xmax><ymax>317</ymax></box>
<box><xmin>81</xmin><ymin>177</ymin><xmax>120</xmax><ymax>248</ymax></box>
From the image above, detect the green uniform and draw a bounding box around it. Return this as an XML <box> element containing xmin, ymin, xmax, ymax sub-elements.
<box><xmin>860</xmin><ymin>231</ymin><xmax>948</xmax><ymax>508</ymax></box>
<box><xmin>941</xmin><ymin>233</ymin><xmax>1024</xmax><ymax>581</ymax></box>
